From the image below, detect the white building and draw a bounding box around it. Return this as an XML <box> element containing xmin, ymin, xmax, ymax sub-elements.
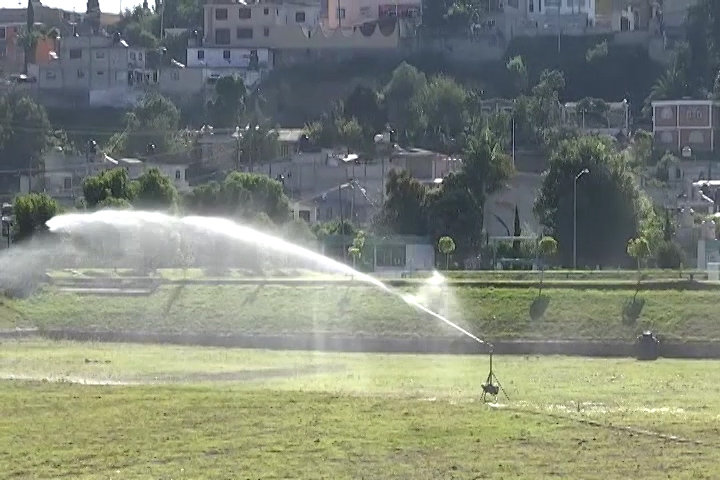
<box><xmin>186</xmin><ymin>47</ymin><xmax>271</xmax><ymax>68</ymax></box>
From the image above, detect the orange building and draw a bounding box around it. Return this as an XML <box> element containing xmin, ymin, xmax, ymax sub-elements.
<box><xmin>0</xmin><ymin>22</ymin><xmax>58</xmax><ymax>75</ymax></box>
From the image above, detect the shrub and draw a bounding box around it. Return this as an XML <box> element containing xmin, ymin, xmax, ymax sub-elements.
<box><xmin>655</xmin><ymin>241</ymin><xmax>684</xmax><ymax>269</ymax></box>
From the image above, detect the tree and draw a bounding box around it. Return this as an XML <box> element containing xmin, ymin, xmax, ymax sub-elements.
<box><xmin>382</xmin><ymin>62</ymin><xmax>427</xmax><ymax>144</ymax></box>
<box><xmin>22</xmin><ymin>0</ymin><xmax>35</xmax><ymax>74</ymax></box>
<box><xmin>512</xmin><ymin>205</ymin><xmax>521</xmax><ymax>257</ymax></box>
<box><xmin>348</xmin><ymin>230</ymin><xmax>365</xmax><ymax>271</ymax></box>
<box><xmin>82</xmin><ymin>168</ymin><xmax>135</xmax><ymax>208</ymax></box>
<box><xmin>343</xmin><ymin>85</ymin><xmax>385</xmax><ymax>139</ymax></box>
<box><xmin>536</xmin><ymin>236</ymin><xmax>558</xmax><ymax>296</ymax></box>
<box><xmin>534</xmin><ymin>136</ymin><xmax>655</xmax><ymax>267</ymax></box>
<box><xmin>133</xmin><ymin>167</ymin><xmax>178</xmax><ymax>210</ymax></box>
<box><xmin>110</xmin><ymin>93</ymin><xmax>181</xmax><ymax>156</ymax></box>
<box><xmin>97</xmin><ymin>196</ymin><xmax>134</xmax><ymax>210</ymax></box>
<box><xmin>209</xmin><ymin>76</ymin><xmax>247</xmax><ymax>128</ymax></box>
<box><xmin>437</xmin><ymin>236</ymin><xmax>456</xmax><ymax>271</ymax></box>
<box><xmin>375</xmin><ymin>169</ymin><xmax>427</xmax><ymax>235</ymax></box>
<box><xmin>627</xmin><ymin>236</ymin><xmax>650</xmax><ymax>276</ymax></box>
<box><xmin>0</xmin><ymin>94</ymin><xmax>53</xmax><ymax>176</ymax></box>
<box><xmin>624</xmin><ymin>236</ymin><xmax>650</xmax><ymax>324</ymax></box>
<box><xmin>185</xmin><ymin>171</ymin><xmax>290</xmax><ymax>224</ymax></box>
<box><xmin>529</xmin><ymin>235</ymin><xmax>558</xmax><ymax>321</ymax></box>
<box><xmin>506</xmin><ymin>56</ymin><xmax>528</xmax><ymax>95</ymax></box>
<box><xmin>13</xmin><ymin>193</ymin><xmax>60</xmax><ymax>242</ymax></box>
<box><xmin>410</xmin><ymin>75</ymin><xmax>468</xmax><ymax>151</ymax></box>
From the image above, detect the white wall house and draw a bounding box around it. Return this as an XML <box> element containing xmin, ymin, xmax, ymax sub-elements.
<box><xmin>147</xmin><ymin>162</ymin><xmax>191</xmax><ymax>193</ymax></box>
<box><xmin>526</xmin><ymin>0</ymin><xmax>596</xmax><ymax>22</ymax></box>
<box><xmin>186</xmin><ymin>47</ymin><xmax>271</xmax><ymax>68</ymax></box>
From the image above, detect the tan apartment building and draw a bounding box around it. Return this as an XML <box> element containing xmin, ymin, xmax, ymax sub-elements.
<box><xmin>652</xmin><ymin>99</ymin><xmax>720</xmax><ymax>153</ymax></box>
<box><xmin>200</xmin><ymin>0</ymin><xmax>401</xmax><ymax>50</ymax></box>
<box><xmin>323</xmin><ymin>0</ymin><xmax>420</xmax><ymax>29</ymax></box>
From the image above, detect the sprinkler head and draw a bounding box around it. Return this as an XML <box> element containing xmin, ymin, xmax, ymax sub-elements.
<box><xmin>482</xmin><ymin>383</ymin><xmax>499</xmax><ymax>396</ymax></box>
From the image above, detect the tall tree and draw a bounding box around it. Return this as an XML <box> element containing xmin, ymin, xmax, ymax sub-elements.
<box><xmin>382</xmin><ymin>62</ymin><xmax>427</xmax><ymax>144</ymax></box>
<box><xmin>82</xmin><ymin>168</ymin><xmax>136</xmax><ymax>208</ymax></box>
<box><xmin>512</xmin><ymin>205</ymin><xmax>521</xmax><ymax>256</ymax></box>
<box><xmin>375</xmin><ymin>169</ymin><xmax>428</xmax><ymax>235</ymax></box>
<box><xmin>133</xmin><ymin>167</ymin><xmax>178</xmax><ymax>210</ymax></box>
<box><xmin>534</xmin><ymin>136</ymin><xmax>656</xmax><ymax>267</ymax></box>
<box><xmin>110</xmin><ymin>93</ymin><xmax>181</xmax><ymax>157</ymax></box>
<box><xmin>209</xmin><ymin>76</ymin><xmax>247</xmax><ymax>128</ymax></box>
<box><xmin>0</xmin><ymin>93</ymin><xmax>53</xmax><ymax>175</ymax></box>
<box><xmin>185</xmin><ymin>171</ymin><xmax>290</xmax><ymax>224</ymax></box>
<box><xmin>13</xmin><ymin>193</ymin><xmax>60</xmax><ymax>242</ymax></box>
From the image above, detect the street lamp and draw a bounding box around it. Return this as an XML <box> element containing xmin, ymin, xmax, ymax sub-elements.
<box><xmin>573</xmin><ymin>168</ymin><xmax>589</xmax><ymax>270</ymax></box>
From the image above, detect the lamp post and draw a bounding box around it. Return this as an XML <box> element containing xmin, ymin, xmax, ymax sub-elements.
<box><xmin>573</xmin><ymin>168</ymin><xmax>589</xmax><ymax>269</ymax></box>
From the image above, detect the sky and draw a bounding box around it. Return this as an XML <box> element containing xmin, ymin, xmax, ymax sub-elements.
<box><xmin>36</xmin><ymin>0</ymin><xmax>144</xmax><ymax>14</ymax></box>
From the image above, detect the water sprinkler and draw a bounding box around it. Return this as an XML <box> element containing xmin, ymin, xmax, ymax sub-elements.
<box><xmin>481</xmin><ymin>343</ymin><xmax>509</xmax><ymax>403</ymax></box>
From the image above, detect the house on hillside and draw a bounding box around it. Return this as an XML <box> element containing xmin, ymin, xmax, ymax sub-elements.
<box><xmin>305</xmin><ymin>180</ymin><xmax>378</xmax><ymax>225</ymax></box>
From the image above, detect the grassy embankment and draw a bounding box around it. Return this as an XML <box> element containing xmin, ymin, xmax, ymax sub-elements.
<box><xmin>1</xmin><ymin>267</ymin><xmax>718</xmax><ymax>342</ymax></box>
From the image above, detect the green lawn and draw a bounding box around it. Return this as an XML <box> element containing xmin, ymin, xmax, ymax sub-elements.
<box><xmin>0</xmin><ymin>340</ymin><xmax>718</xmax><ymax>479</ymax></box>
<box><xmin>6</xmin><ymin>283</ymin><xmax>720</xmax><ymax>342</ymax></box>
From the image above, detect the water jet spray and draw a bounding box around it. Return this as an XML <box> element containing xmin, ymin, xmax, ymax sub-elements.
<box><xmin>45</xmin><ymin>210</ymin><xmax>507</xmax><ymax>401</ymax></box>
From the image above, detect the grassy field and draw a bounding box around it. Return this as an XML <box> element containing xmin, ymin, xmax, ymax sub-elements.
<box><xmin>0</xmin><ymin>339</ymin><xmax>719</xmax><ymax>479</ymax></box>
<box><xmin>4</xmin><ymin>281</ymin><xmax>720</xmax><ymax>342</ymax></box>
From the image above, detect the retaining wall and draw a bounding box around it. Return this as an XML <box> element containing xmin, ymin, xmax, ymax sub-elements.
<box><xmin>2</xmin><ymin>329</ymin><xmax>719</xmax><ymax>359</ymax></box>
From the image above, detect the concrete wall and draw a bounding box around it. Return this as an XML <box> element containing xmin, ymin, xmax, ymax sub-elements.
<box><xmin>484</xmin><ymin>172</ymin><xmax>543</xmax><ymax>237</ymax></box>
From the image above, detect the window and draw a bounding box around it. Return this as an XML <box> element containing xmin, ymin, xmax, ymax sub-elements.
<box><xmin>263</xmin><ymin>26</ymin><xmax>270</xmax><ymax>37</ymax></box>
<box><xmin>171</xmin><ymin>70</ymin><xmax>180</xmax><ymax>80</ymax></box>
<box><xmin>223</xmin><ymin>50</ymin><xmax>231</xmax><ymax>59</ymax></box>
<box><xmin>96</xmin><ymin>70</ymin><xmax>104</xmax><ymax>76</ymax></box>
<box><xmin>45</xmin><ymin>70</ymin><xmax>56</xmax><ymax>79</ymax></box>
<box><xmin>0</xmin><ymin>28</ymin><xmax>5</xmax><ymax>40</ymax></box>
<box><xmin>138</xmin><ymin>52</ymin><xmax>143</xmax><ymax>61</ymax></box>
<box><xmin>299</xmin><ymin>210</ymin><xmax>310</xmax><ymax>222</ymax></box>
<box><xmin>661</xmin><ymin>131</ymin><xmax>673</xmax><ymax>143</ymax></box>
<box><xmin>376</xmin><ymin>245</ymin><xmax>406</xmax><ymax>267</ymax></box>
<box><xmin>545</xmin><ymin>0</ymin><xmax>560</xmax><ymax>6</ymax></box>
<box><xmin>236</xmin><ymin>27</ymin><xmax>253</xmax><ymax>39</ymax></box>
<box><xmin>264</xmin><ymin>7</ymin><xmax>269</xmax><ymax>14</ymax></box>
<box><xmin>130</xmin><ymin>52</ymin><xmax>136</xmax><ymax>60</ymax></box>
<box><xmin>63</xmin><ymin>177</ymin><xmax>72</xmax><ymax>190</ymax></box>
<box><xmin>215</xmin><ymin>8</ymin><xmax>228</xmax><ymax>20</ymax></box>
<box><xmin>69</xmin><ymin>48</ymin><xmax>82</xmax><ymax>59</ymax></box>
<box><xmin>660</xmin><ymin>107</ymin><xmax>673</xmax><ymax>120</ymax></box>
<box><xmin>95</xmin><ymin>50</ymin><xmax>105</xmax><ymax>59</ymax></box>
<box><xmin>197</xmin><ymin>50</ymin><xmax>205</xmax><ymax>60</ymax></box>
<box><xmin>359</xmin><ymin>6</ymin><xmax>370</xmax><ymax>17</ymax></box>
<box><xmin>175</xmin><ymin>170</ymin><xmax>181</xmax><ymax>180</ymax></box>
<box><xmin>215</xmin><ymin>28</ymin><xmax>231</xmax><ymax>45</ymax></box>
<box><xmin>689</xmin><ymin>131</ymin><xmax>705</xmax><ymax>144</ymax></box>
<box><xmin>686</xmin><ymin>108</ymin><xmax>704</xmax><ymax>121</ymax></box>
<box><xmin>77</xmin><ymin>69</ymin><xmax>85</xmax><ymax>78</ymax></box>
<box><xmin>337</xmin><ymin>8</ymin><xmax>345</xmax><ymax>19</ymax></box>
<box><xmin>239</xmin><ymin>7</ymin><xmax>251</xmax><ymax>19</ymax></box>
<box><xmin>295</xmin><ymin>11</ymin><xmax>306</xmax><ymax>22</ymax></box>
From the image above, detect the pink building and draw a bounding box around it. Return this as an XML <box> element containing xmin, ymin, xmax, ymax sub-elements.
<box><xmin>652</xmin><ymin>99</ymin><xmax>720</xmax><ymax>153</ymax></box>
<box><xmin>323</xmin><ymin>0</ymin><xmax>421</xmax><ymax>28</ymax></box>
